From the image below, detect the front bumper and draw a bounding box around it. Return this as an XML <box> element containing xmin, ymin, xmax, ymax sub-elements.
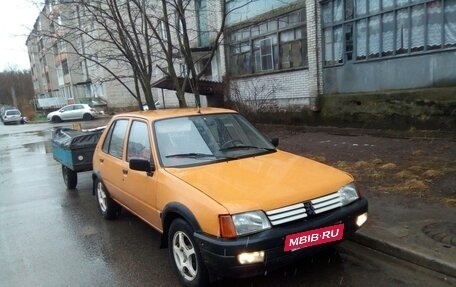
<box><xmin>193</xmin><ymin>197</ymin><xmax>368</xmax><ymax>278</ymax></box>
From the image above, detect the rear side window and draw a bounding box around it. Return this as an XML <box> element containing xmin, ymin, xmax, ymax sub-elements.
<box><xmin>102</xmin><ymin>119</ymin><xmax>128</xmax><ymax>159</ymax></box>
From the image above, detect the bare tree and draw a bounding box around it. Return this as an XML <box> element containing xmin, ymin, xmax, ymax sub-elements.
<box><xmin>131</xmin><ymin>0</ymin><xmax>228</xmax><ymax>108</ymax></box>
<box><xmin>0</xmin><ymin>68</ymin><xmax>34</xmax><ymax>115</ymax></box>
<box><xmin>34</xmin><ymin>0</ymin><xmax>251</xmax><ymax>109</ymax></box>
<box><xmin>36</xmin><ymin>0</ymin><xmax>161</xmax><ymax>110</ymax></box>
<box><xmin>229</xmin><ymin>79</ymin><xmax>282</xmax><ymax>122</ymax></box>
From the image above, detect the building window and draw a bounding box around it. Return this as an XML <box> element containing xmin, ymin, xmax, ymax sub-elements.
<box><xmin>196</xmin><ymin>0</ymin><xmax>209</xmax><ymax>47</ymax></box>
<box><xmin>321</xmin><ymin>0</ymin><xmax>456</xmax><ymax>66</ymax></box>
<box><xmin>159</xmin><ymin>20</ymin><xmax>168</xmax><ymax>41</ymax></box>
<box><xmin>179</xmin><ymin>63</ymin><xmax>187</xmax><ymax>77</ymax></box>
<box><xmin>228</xmin><ymin>8</ymin><xmax>307</xmax><ymax>76</ymax></box>
<box><xmin>58</xmin><ymin>39</ymin><xmax>66</xmax><ymax>52</ymax></box>
<box><xmin>62</xmin><ymin>59</ymin><xmax>69</xmax><ymax>75</ymax></box>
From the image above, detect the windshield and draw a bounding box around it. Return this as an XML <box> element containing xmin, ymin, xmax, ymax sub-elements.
<box><xmin>6</xmin><ymin>110</ymin><xmax>20</xmax><ymax>116</ymax></box>
<box><xmin>154</xmin><ymin>113</ymin><xmax>275</xmax><ymax>167</ymax></box>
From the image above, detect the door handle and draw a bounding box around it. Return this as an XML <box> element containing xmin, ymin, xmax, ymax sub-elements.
<box><xmin>122</xmin><ymin>169</ymin><xmax>128</xmax><ymax>175</ymax></box>
<box><xmin>99</xmin><ymin>158</ymin><xmax>104</xmax><ymax>163</ymax></box>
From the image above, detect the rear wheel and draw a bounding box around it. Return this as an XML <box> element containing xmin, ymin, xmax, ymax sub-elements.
<box><xmin>168</xmin><ymin>219</ymin><xmax>209</xmax><ymax>287</ymax></box>
<box><xmin>83</xmin><ymin>113</ymin><xmax>93</xmax><ymax>121</ymax></box>
<box><xmin>95</xmin><ymin>178</ymin><xmax>121</xmax><ymax>220</ymax></box>
<box><xmin>62</xmin><ymin>165</ymin><xmax>77</xmax><ymax>189</ymax></box>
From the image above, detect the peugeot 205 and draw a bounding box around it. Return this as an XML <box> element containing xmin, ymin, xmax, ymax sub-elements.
<box><xmin>92</xmin><ymin>108</ymin><xmax>368</xmax><ymax>287</ymax></box>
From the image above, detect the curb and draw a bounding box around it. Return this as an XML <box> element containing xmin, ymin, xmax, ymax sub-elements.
<box><xmin>348</xmin><ymin>232</ymin><xmax>456</xmax><ymax>278</ymax></box>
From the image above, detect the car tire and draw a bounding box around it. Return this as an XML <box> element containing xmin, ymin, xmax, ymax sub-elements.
<box><xmin>168</xmin><ymin>219</ymin><xmax>209</xmax><ymax>287</ymax></box>
<box><xmin>95</xmin><ymin>178</ymin><xmax>121</xmax><ymax>220</ymax></box>
<box><xmin>52</xmin><ymin>116</ymin><xmax>62</xmax><ymax>123</ymax></box>
<box><xmin>62</xmin><ymin>165</ymin><xmax>77</xmax><ymax>189</ymax></box>
<box><xmin>83</xmin><ymin>113</ymin><xmax>93</xmax><ymax>121</ymax></box>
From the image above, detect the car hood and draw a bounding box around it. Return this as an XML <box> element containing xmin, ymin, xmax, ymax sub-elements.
<box><xmin>165</xmin><ymin>150</ymin><xmax>354</xmax><ymax>214</ymax></box>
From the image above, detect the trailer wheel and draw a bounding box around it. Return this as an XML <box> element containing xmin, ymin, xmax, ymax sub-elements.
<box><xmin>62</xmin><ymin>165</ymin><xmax>77</xmax><ymax>189</ymax></box>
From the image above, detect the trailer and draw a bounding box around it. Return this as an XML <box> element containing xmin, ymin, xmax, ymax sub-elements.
<box><xmin>51</xmin><ymin>127</ymin><xmax>104</xmax><ymax>189</ymax></box>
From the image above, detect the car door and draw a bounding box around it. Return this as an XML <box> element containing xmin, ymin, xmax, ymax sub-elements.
<box><xmin>60</xmin><ymin>105</ymin><xmax>75</xmax><ymax>120</ymax></box>
<box><xmin>97</xmin><ymin>119</ymin><xmax>129</xmax><ymax>201</ymax></box>
<box><xmin>74</xmin><ymin>105</ymin><xmax>86</xmax><ymax>120</ymax></box>
<box><xmin>67</xmin><ymin>104</ymin><xmax>83</xmax><ymax>120</ymax></box>
<box><xmin>123</xmin><ymin>120</ymin><xmax>160</xmax><ymax>228</ymax></box>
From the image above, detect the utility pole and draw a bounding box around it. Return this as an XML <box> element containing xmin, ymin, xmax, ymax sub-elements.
<box><xmin>11</xmin><ymin>86</ymin><xmax>17</xmax><ymax>107</ymax></box>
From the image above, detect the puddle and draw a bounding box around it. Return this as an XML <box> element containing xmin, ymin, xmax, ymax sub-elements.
<box><xmin>422</xmin><ymin>222</ymin><xmax>456</xmax><ymax>247</ymax></box>
<box><xmin>23</xmin><ymin>141</ymin><xmax>53</xmax><ymax>154</ymax></box>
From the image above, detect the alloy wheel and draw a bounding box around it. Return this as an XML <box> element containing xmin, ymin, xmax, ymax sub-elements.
<box><xmin>172</xmin><ymin>231</ymin><xmax>198</xmax><ymax>281</ymax></box>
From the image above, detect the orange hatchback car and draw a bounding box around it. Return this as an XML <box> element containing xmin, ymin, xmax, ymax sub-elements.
<box><xmin>92</xmin><ymin>108</ymin><xmax>368</xmax><ymax>286</ymax></box>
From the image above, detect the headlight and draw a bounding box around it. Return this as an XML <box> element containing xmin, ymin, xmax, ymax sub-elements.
<box><xmin>338</xmin><ymin>183</ymin><xmax>359</xmax><ymax>205</ymax></box>
<box><xmin>232</xmin><ymin>211</ymin><xmax>271</xmax><ymax>236</ymax></box>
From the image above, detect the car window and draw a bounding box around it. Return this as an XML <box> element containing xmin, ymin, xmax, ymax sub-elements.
<box><xmin>6</xmin><ymin>110</ymin><xmax>20</xmax><ymax>115</ymax></box>
<box><xmin>61</xmin><ymin>106</ymin><xmax>73</xmax><ymax>112</ymax></box>
<box><xmin>75</xmin><ymin>105</ymin><xmax>84</xmax><ymax>110</ymax></box>
<box><xmin>102</xmin><ymin>119</ymin><xmax>129</xmax><ymax>159</ymax></box>
<box><xmin>154</xmin><ymin>113</ymin><xmax>275</xmax><ymax>167</ymax></box>
<box><xmin>127</xmin><ymin>121</ymin><xmax>151</xmax><ymax>162</ymax></box>
<box><xmin>155</xmin><ymin>118</ymin><xmax>213</xmax><ymax>166</ymax></box>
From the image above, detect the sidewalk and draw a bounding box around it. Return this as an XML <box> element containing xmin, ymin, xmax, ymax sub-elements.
<box><xmin>262</xmin><ymin>125</ymin><xmax>456</xmax><ymax>278</ymax></box>
<box><xmin>349</xmin><ymin>194</ymin><xmax>456</xmax><ymax>277</ymax></box>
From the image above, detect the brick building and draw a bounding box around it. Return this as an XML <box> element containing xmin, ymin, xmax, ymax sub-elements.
<box><xmin>27</xmin><ymin>0</ymin><xmax>456</xmax><ymax>115</ymax></box>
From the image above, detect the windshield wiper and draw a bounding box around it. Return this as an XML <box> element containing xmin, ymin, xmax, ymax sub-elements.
<box><xmin>219</xmin><ymin>145</ymin><xmax>275</xmax><ymax>152</ymax></box>
<box><xmin>165</xmin><ymin>153</ymin><xmax>215</xmax><ymax>159</ymax></box>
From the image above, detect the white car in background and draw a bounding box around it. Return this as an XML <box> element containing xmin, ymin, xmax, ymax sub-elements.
<box><xmin>2</xmin><ymin>108</ymin><xmax>24</xmax><ymax>125</ymax></box>
<box><xmin>47</xmin><ymin>104</ymin><xmax>98</xmax><ymax>123</ymax></box>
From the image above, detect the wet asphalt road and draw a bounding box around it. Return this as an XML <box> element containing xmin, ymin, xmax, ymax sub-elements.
<box><xmin>0</xmin><ymin>120</ymin><xmax>453</xmax><ymax>287</ymax></box>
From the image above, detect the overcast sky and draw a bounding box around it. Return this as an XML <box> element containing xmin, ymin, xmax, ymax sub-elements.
<box><xmin>0</xmin><ymin>0</ymin><xmax>41</xmax><ymax>71</ymax></box>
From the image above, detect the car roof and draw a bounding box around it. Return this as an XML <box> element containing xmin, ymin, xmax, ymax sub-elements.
<box><xmin>65</xmin><ymin>104</ymin><xmax>88</xmax><ymax>107</ymax></box>
<box><xmin>112</xmin><ymin>107</ymin><xmax>237</xmax><ymax>122</ymax></box>
<box><xmin>2</xmin><ymin>106</ymin><xmax>17</xmax><ymax>111</ymax></box>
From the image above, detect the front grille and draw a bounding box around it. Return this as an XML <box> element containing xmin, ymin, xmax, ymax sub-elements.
<box><xmin>310</xmin><ymin>192</ymin><xmax>342</xmax><ymax>214</ymax></box>
<box><xmin>266</xmin><ymin>192</ymin><xmax>342</xmax><ymax>226</ymax></box>
<box><xmin>266</xmin><ymin>203</ymin><xmax>307</xmax><ymax>226</ymax></box>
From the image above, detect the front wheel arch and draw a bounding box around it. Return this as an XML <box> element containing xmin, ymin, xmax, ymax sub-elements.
<box><xmin>161</xmin><ymin>203</ymin><xmax>202</xmax><ymax>249</ymax></box>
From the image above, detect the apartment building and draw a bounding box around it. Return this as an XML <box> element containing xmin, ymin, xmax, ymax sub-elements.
<box><xmin>224</xmin><ymin>0</ymin><xmax>321</xmax><ymax>109</ymax></box>
<box><xmin>321</xmin><ymin>0</ymin><xmax>456</xmax><ymax>94</ymax></box>
<box><xmin>223</xmin><ymin>0</ymin><xmax>456</xmax><ymax>111</ymax></box>
<box><xmin>26</xmin><ymin>0</ymin><xmax>138</xmax><ymax>110</ymax></box>
<box><xmin>27</xmin><ymin>0</ymin><xmax>456</xmax><ymax>112</ymax></box>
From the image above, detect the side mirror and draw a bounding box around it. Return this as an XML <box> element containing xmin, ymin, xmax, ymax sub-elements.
<box><xmin>270</xmin><ymin>138</ymin><xmax>279</xmax><ymax>147</ymax></box>
<box><xmin>129</xmin><ymin>158</ymin><xmax>156</xmax><ymax>175</ymax></box>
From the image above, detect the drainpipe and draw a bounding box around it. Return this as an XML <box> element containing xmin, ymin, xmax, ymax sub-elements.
<box><xmin>312</xmin><ymin>0</ymin><xmax>321</xmax><ymax>112</ymax></box>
